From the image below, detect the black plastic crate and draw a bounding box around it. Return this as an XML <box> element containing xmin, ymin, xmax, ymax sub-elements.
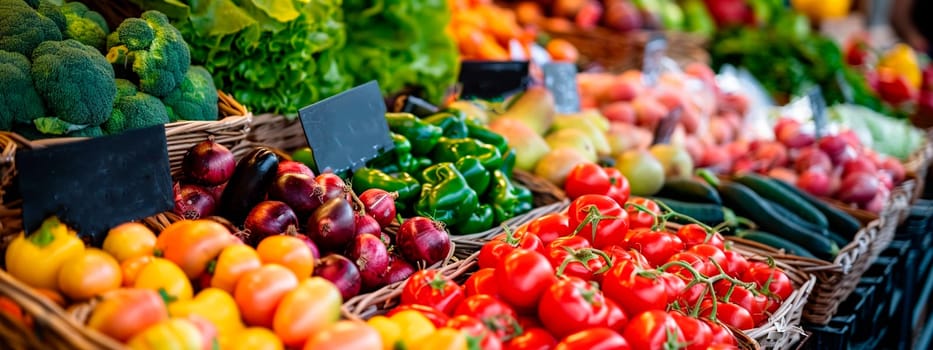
<box><xmin>804</xmin><ymin>315</ymin><xmax>855</xmax><ymax>350</ymax></box>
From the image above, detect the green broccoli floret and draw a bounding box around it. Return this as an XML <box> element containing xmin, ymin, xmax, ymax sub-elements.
<box><xmin>68</xmin><ymin>125</ymin><xmax>103</xmax><ymax>137</ymax></box>
<box><xmin>0</xmin><ymin>0</ymin><xmax>63</xmax><ymax>56</ymax></box>
<box><xmin>31</xmin><ymin>39</ymin><xmax>116</xmax><ymax>134</ymax></box>
<box><xmin>106</xmin><ymin>10</ymin><xmax>190</xmax><ymax>97</ymax></box>
<box><xmin>60</xmin><ymin>2</ymin><xmax>109</xmax><ymax>52</ymax></box>
<box><xmin>103</xmin><ymin>79</ymin><xmax>170</xmax><ymax>135</ymax></box>
<box><xmin>0</xmin><ymin>50</ymin><xmax>45</xmax><ymax>130</ymax></box>
<box><xmin>163</xmin><ymin>66</ymin><xmax>218</xmax><ymax>122</ymax></box>
<box><xmin>38</xmin><ymin>0</ymin><xmax>65</xmax><ymax>33</ymax></box>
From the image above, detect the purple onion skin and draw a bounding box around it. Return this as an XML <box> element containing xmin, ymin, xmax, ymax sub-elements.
<box><xmin>381</xmin><ymin>254</ymin><xmax>416</xmax><ymax>285</ymax></box>
<box><xmin>174</xmin><ymin>184</ymin><xmax>217</xmax><ymax>219</ymax></box>
<box><xmin>314</xmin><ymin>254</ymin><xmax>362</xmax><ymax>300</ymax></box>
<box><xmin>359</xmin><ymin>189</ymin><xmax>397</xmax><ymax>227</ymax></box>
<box><xmin>183</xmin><ymin>140</ymin><xmax>236</xmax><ymax>186</ymax></box>
<box><xmin>347</xmin><ymin>233</ymin><xmax>390</xmax><ymax>291</ymax></box>
<box><xmin>307</xmin><ymin>197</ymin><xmax>357</xmax><ymax>253</ymax></box>
<box><xmin>244</xmin><ymin>201</ymin><xmax>299</xmax><ymax>245</ymax></box>
<box><xmin>316</xmin><ymin>173</ymin><xmax>348</xmax><ymax>202</ymax></box>
<box><xmin>397</xmin><ymin>217</ymin><xmax>451</xmax><ymax>266</ymax></box>
<box><xmin>354</xmin><ymin>213</ymin><xmax>382</xmax><ymax>235</ymax></box>
<box><xmin>277</xmin><ymin>161</ymin><xmax>315</xmax><ymax>178</ymax></box>
<box><xmin>269</xmin><ymin>173</ymin><xmax>326</xmax><ymax>219</ymax></box>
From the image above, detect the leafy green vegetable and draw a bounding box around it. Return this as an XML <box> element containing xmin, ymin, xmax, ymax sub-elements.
<box><xmin>830</xmin><ymin>104</ymin><xmax>925</xmax><ymax>160</ymax></box>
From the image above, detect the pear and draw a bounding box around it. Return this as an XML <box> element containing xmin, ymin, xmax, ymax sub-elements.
<box><xmin>496</xmin><ymin>86</ymin><xmax>556</xmax><ymax>135</ymax></box>
<box><xmin>557</xmin><ymin>109</ymin><xmax>611</xmax><ymax>133</ymax></box>
<box><xmin>551</xmin><ymin>115</ymin><xmax>611</xmax><ymax>156</ymax></box>
<box><xmin>489</xmin><ymin>118</ymin><xmax>550</xmax><ymax>172</ymax></box>
<box><xmin>448</xmin><ymin>100</ymin><xmax>490</xmax><ymax>125</ymax></box>
<box><xmin>615</xmin><ymin>150</ymin><xmax>665</xmax><ymax>196</ymax></box>
<box><xmin>649</xmin><ymin>144</ymin><xmax>694</xmax><ymax>179</ymax></box>
<box><xmin>534</xmin><ymin>148</ymin><xmax>590</xmax><ymax>186</ymax></box>
<box><xmin>546</xmin><ymin>129</ymin><xmax>598</xmax><ymax>162</ymax></box>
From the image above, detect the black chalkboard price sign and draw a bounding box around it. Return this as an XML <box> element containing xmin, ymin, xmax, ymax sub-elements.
<box><xmin>16</xmin><ymin>125</ymin><xmax>174</xmax><ymax>245</ymax></box>
<box><xmin>458</xmin><ymin>60</ymin><xmax>531</xmax><ymax>100</ymax></box>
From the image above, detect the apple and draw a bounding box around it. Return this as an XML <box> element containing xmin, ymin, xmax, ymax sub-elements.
<box><xmin>796</xmin><ymin>169</ymin><xmax>832</xmax><ymax>197</ymax></box>
<box><xmin>699</xmin><ymin>146</ymin><xmax>732</xmax><ymax>174</ymax></box>
<box><xmin>601</xmin><ymin>102</ymin><xmax>636</xmax><ymax>123</ymax></box>
<box><xmin>602</xmin><ymin>0</ymin><xmax>643</xmax><ymax>32</ymax></box>
<box><xmin>607</xmin><ymin>77</ymin><xmax>641</xmax><ymax>102</ymax></box>
<box><xmin>575</xmin><ymin>1</ymin><xmax>604</xmax><ymax>29</ymax></box>
<box><xmin>836</xmin><ymin>172</ymin><xmax>881</xmax><ymax>205</ymax></box>
<box><xmin>725</xmin><ymin>140</ymin><xmax>749</xmax><ymax>160</ymax></box>
<box><xmin>650</xmin><ymin>144</ymin><xmax>695</xmax><ymax>179</ymax></box>
<box><xmin>615</xmin><ymin>150</ymin><xmax>666</xmax><ymax>196</ymax></box>
<box><xmin>632</xmin><ymin>95</ymin><xmax>669</xmax><ymax>128</ymax></box>
<box><xmin>534</xmin><ymin>149</ymin><xmax>591</xmax><ymax>186</ymax></box>
<box><xmin>546</xmin><ymin>128</ymin><xmax>599</xmax><ymax>162</ymax></box>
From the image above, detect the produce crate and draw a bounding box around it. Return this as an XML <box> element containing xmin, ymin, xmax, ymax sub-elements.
<box><xmin>903</xmin><ymin>130</ymin><xmax>933</xmax><ymax>203</ymax></box>
<box><xmin>544</xmin><ymin>27</ymin><xmax>710</xmax><ymax>73</ymax></box>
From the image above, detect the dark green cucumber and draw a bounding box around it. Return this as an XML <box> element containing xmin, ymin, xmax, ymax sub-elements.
<box><xmin>769</xmin><ymin>178</ymin><xmax>862</xmax><ymax>238</ymax></box>
<box><xmin>717</xmin><ymin>181</ymin><xmax>838</xmax><ymax>260</ymax></box>
<box><xmin>764</xmin><ymin>199</ymin><xmax>829</xmax><ymax>237</ymax></box>
<box><xmin>657</xmin><ymin>178</ymin><xmax>722</xmax><ymax>205</ymax></box>
<box><xmin>738</xmin><ymin>230</ymin><xmax>818</xmax><ymax>259</ymax></box>
<box><xmin>733</xmin><ymin>173</ymin><xmax>828</xmax><ymax>229</ymax></box>
<box><xmin>826</xmin><ymin>231</ymin><xmax>850</xmax><ymax>248</ymax></box>
<box><xmin>651</xmin><ymin>197</ymin><xmax>725</xmax><ymax>226</ymax></box>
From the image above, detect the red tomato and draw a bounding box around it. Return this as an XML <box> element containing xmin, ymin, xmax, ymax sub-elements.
<box><xmin>721</xmin><ymin>250</ymin><xmax>749</xmax><ymax>279</ymax></box>
<box><xmin>622</xmin><ymin>310</ymin><xmax>685</xmax><ymax>350</ymax></box>
<box><xmin>626</xmin><ymin>229</ymin><xmax>685</xmax><ymax>267</ymax></box>
<box><xmin>676</xmin><ymin>282</ymin><xmax>708</xmax><ymax>310</ymax></box>
<box><xmin>670</xmin><ymin>311</ymin><xmax>714</xmax><ymax>350</ymax></box>
<box><xmin>495</xmin><ymin>250</ymin><xmax>556</xmax><ymax>311</ymax></box>
<box><xmin>546</xmin><ymin>236</ymin><xmax>609</xmax><ymax>281</ymax></box>
<box><xmin>464</xmin><ymin>268</ymin><xmax>498</xmax><ymax>297</ymax></box>
<box><xmin>604</xmin><ymin>246</ymin><xmax>651</xmax><ymax>268</ymax></box>
<box><xmin>568</xmin><ymin>195</ymin><xmax>629</xmax><ymax>249</ymax></box>
<box><xmin>666</xmin><ymin>252</ymin><xmax>715</xmax><ymax>281</ymax></box>
<box><xmin>688</xmin><ymin>244</ymin><xmax>728</xmax><ymax>273</ymax></box>
<box><xmin>603</xmin><ymin>167</ymin><xmax>631</xmax><ymax>206</ymax></box>
<box><xmin>705</xmin><ymin>319</ymin><xmax>737</xmax><ymax>345</ymax></box>
<box><xmin>479</xmin><ymin>231</ymin><xmax>546</xmax><ymax>269</ymax></box>
<box><xmin>505</xmin><ymin>328</ymin><xmax>556</xmax><ymax>350</ymax></box>
<box><xmin>386</xmin><ymin>304</ymin><xmax>449</xmax><ymax>328</ymax></box>
<box><xmin>400</xmin><ymin>270</ymin><xmax>465</xmax><ymax>316</ymax></box>
<box><xmin>603</xmin><ymin>299</ymin><xmax>629</xmax><ymax>333</ymax></box>
<box><xmin>676</xmin><ymin>224</ymin><xmax>725</xmax><ymax>249</ymax></box>
<box><xmin>601</xmin><ymin>260</ymin><xmax>668</xmax><ymax>316</ymax></box>
<box><xmin>707</xmin><ymin>344</ymin><xmax>740</xmax><ymax>350</ymax></box>
<box><xmin>624</xmin><ymin>197</ymin><xmax>660</xmax><ymax>230</ymax></box>
<box><xmin>742</xmin><ymin>263</ymin><xmax>793</xmax><ymax>302</ymax></box>
<box><xmin>538</xmin><ymin>277</ymin><xmax>611</xmax><ymax>339</ymax></box>
<box><xmin>516</xmin><ymin>315</ymin><xmax>542</xmax><ymax>330</ymax></box>
<box><xmin>713</xmin><ymin>281</ymin><xmax>768</xmax><ymax>325</ymax></box>
<box><xmin>524</xmin><ymin>213</ymin><xmax>573</xmax><ymax>246</ymax></box>
<box><xmin>447</xmin><ymin>315</ymin><xmax>503</xmax><ymax>350</ymax></box>
<box><xmin>555</xmin><ymin>328</ymin><xmax>630</xmax><ymax>350</ymax></box>
<box><xmin>658</xmin><ymin>272</ymin><xmax>688</xmax><ymax>302</ymax></box>
<box><xmin>700</xmin><ymin>302</ymin><xmax>755</xmax><ymax>330</ymax></box>
<box><xmin>565</xmin><ymin>163</ymin><xmax>612</xmax><ymax>199</ymax></box>
<box><xmin>455</xmin><ymin>295</ymin><xmax>521</xmax><ymax>341</ymax></box>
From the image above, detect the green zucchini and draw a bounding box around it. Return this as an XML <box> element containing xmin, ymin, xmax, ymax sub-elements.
<box><xmin>717</xmin><ymin>181</ymin><xmax>839</xmax><ymax>260</ymax></box>
<box><xmin>651</xmin><ymin>197</ymin><xmax>725</xmax><ymax>226</ymax></box>
<box><xmin>733</xmin><ymin>173</ymin><xmax>828</xmax><ymax>229</ymax></box>
<box><xmin>826</xmin><ymin>231</ymin><xmax>850</xmax><ymax>248</ymax></box>
<box><xmin>769</xmin><ymin>178</ymin><xmax>862</xmax><ymax>238</ymax></box>
<box><xmin>737</xmin><ymin>230</ymin><xmax>818</xmax><ymax>259</ymax></box>
<box><xmin>657</xmin><ymin>178</ymin><xmax>722</xmax><ymax>205</ymax></box>
<box><xmin>764</xmin><ymin>199</ymin><xmax>829</xmax><ymax>237</ymax></box>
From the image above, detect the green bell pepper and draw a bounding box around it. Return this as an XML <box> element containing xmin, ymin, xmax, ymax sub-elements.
<box><xmin>385</xmin><ymin>113</ymin><xmax>443</xmax><ymax>155</ymax></box>
<box><xmin>423</xmin><ymin>112</ymin><xmax>469</xmax><ymax>139</ymax></box>
<box><xmin>454</xmin><ymin>204</ymin><xmax>494</xmax><ymax>235</ymax></box>
<box><xmin>415</xmin><ymin>163</ymin><xmax>479</xmax><ymax>225</ymax></box>
<box><xmin>455</xmin><ymin>156</ymin><xmax>490</xmax><ymax>196</ymax></box>
<box><xmin>407</xmin><ymin>157</ymin><xmax>434</xmax><ymax>175</ymax></box>
<box><xmin>485</xmin><ymin>170</ymin><xmax>530</xmax><ymax>224</ymax></box>
<box><xmin>352</xmin><ymin>168</ymin><xmax>421</xmax><ymax>202</ymax></box>
<box><xmin>431</xmin><ymin>137</ymin><xmax>503</xmax><ymax>171</ymax></box>
<box><xmin>499</xmin><ymin>148</ymin><xmax>517</xmax><ymax>178</ymax></box>
<box><xmin>514</xmin><ymin>182</ymin><xmax>533</xmax><ymax>215</ymax></box>
<box><xmin>465</xmin><ymin>120</ymin><xmax>509</xmax><ymax>154</ymax></box>
<box><xmin>371</xmin><ymin>132</ymin><xmax>413</xmax><ymax>173</ymax></box>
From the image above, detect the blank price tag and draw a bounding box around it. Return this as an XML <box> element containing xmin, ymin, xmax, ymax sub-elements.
<box><xmin>298</xmin><ymin>81</ymin><xmax>394</xmax><ymax>175</ymax></box>
<box><xmin>806</xmin><ymin>86</ymin><xmax>829</xmax><ymax>138</ymax></box>
<box><xmin>642</xmin><ymin>33</ymin><xmax>668</xmax><ymax>87</ymax></box>
<box><xmin>458</xmin><ymin>60</ymin><xmax>531</xmax><ymax>100</ymax></box>
<box><xmin>17</xmin><ymin>125</ymin><xmax>174</xmax><ymax>245</ymax></box>
<box><xmin>543</xmin><ymin>62</ymin><xmax>581</xmax><ymax>114</ymax></box>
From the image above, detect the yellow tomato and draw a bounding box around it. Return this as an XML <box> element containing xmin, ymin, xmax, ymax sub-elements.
<box><xmin>87</xmin><ymin>289</ymin><xmax>168</xmax><ymax>343</ymax></box>
<box><xmin>222</xmin><ymin>327</ymin><xmax>284</xmax><ymax>350</ymax></box>
<box><xmin>121</xmin><ymin>255</ymin><xmax>154</xmax><ymax>287</ymax></box>
<box><xmin>5</xmin><ymin>217</ymin><xmax>85</xmax><ymax>290</ymax></box>
<box><xmin>57</xmin><ymin>248</ymin><xmax>122</xmax><ymax>300</ymax></box>
<box><xmin>411</xmin><ymin>328</ymin><xmax>468</xmax><ymax>350</ymax></box>
<box><xmin>127</xmin><ymin>318</ymin><xmax>204</xmax><ymax>350</ymax></box>
<box><xmin>134</xmin><ymin>257</ymin><xmax>193</xmax><ymax>302</ymax></box>
<box><xmin>103</xmin><ymin>223</ymin><xmax>157</xmax><ymax>262</ymax></box>
<box><xmin>256</xmin><ymin>235</ymin><xmax>315</xmax><ymax>279</ymax></box>
<box><xmin>169</xmin><ymin>288</ymin><xmax>244</xmax><ymax>339</ymax></box>
<box><xmin>210</xmin><ymin>244</ymin><xmax>262</xmax><ymax>293</ymax></box>
<box><xmin>367</xmin><ymin>316</ymin><xmax>401</xmax><ymax>350</ymax></box>
<box><xmin>390</xmin><ymin>310</ymin><xmax>436</xmax><ymax>347</ymax></box>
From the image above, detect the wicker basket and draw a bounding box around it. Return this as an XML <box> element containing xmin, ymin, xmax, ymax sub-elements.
<box><xmin>545</xmin><ymin>26</ymin><xmax>710</xmax><ymax>73</ymax></box>
<box><xmin>903</xmin><ymin>130</ymin><xmax>933</xmax><ymax>203</ymax></box>
<box><xmin>450</xmin><ymin>200</ymin><xmax>569</xmax><ymax>255</ymax></box>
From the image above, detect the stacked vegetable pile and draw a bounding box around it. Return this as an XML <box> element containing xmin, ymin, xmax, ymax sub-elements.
<box><xmin>0</xmin><ymin>1</ymin><xmax>219</xmax><ymax>139</ymax></box>
<box><xmin>369</xmin><ymin>193</ymin><xmax>799</xmax><ymax>348</ymax></box>
<box><xmin>353</xmin><ymin>112</ymin><xmax>533</xmax><ymax>235</ymax></box>
<box><xmin>844</xmin><ymin>37</ymin><xmax>933</xmax><ymax>119</ymax></box>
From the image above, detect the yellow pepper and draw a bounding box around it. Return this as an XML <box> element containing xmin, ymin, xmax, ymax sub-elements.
<box><xmin>168</xmin><ymin>288</ymin><xmax>244</xmax><ymax>340</ymax></box>
<box><xmin>134</xmin><ymin>257</ymin><xmax>194</xmax><ymax>302</ymax></box>
<box><xmin>411</xmin><ymin>328</ymin><xmax>468</xmax><ymax>350</ymax></box>
<box><xmin>367</xmin><ymin>316</ymin><xmax>402</xmax><ymax>350</ymax></box>
<box><xmin>5</xmin><ymin>217</ymin><xmax>84</xmax><ymax>290</ymax></box>
<box><xmin>879</xmin><ymin>44</ymin><xmax>922</xmax><ymax>89</ymax></box>
<box><xmin>127</xmin><ymin>318</ymin><xmax>204</xmax><ymax>350</ymax></box>
<box><xmin>222</xmin><ymin>327</ymin><xmax>284</xmax><ymax>350</ymax></box>
<box><xmin>367</xmin><ymin>310</ymin><xmax>437</xmax><ymax>350</ymax></box>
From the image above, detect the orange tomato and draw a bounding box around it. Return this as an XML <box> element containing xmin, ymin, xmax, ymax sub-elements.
<box><xmin>546</xmin><ymin>39</ymin><xmax>580</xmax><ymax>63</ymax></box>
<box><xmin>273</xmin><ymin>277</ymin><xmax>342</xmax><ymax>347</ymax></box>
<box><xmin>156</xmin><ymin>220</ymin><xmax>239</xmax><ymax>279</ymax></box>
<box><xmin>103</xmin><ymin>223</ymin><xmax>157</xmax><ymax>262</ymax></box>
<box><xmin>87</xmin><ymin>288</ymin><xmax>168</xmax><ymax>342</ymax></box>
<box><xmin>58</xmin><ymin>248</ymin><xmax>122</xmax><ymax>301</ymax></box>
<box><xmin>121</xmin><ymin>255</ymin><xmax>154</xmax><ymax>287</ymax></box>
<box><xmin>256</xmin><ymin>235</ymin><xmax>314</xmax><ymax>279</ymax></box>
<box><xmin>304</xmin><ymin>321</ymin><xmax>383</xmax><ymax>350</ymax></box>
<box><xmin>134</xmin><ymin>257</ymin><xmax>193</xmax><ymax>301</ymax></box>
<box><xmin>223</xmin><ymin>327</ymin><xmax>284</xmax><ymax>350</ymax></box>
<box><xmin>477</xmin><ymin>40</ymin><xmax>510</xmax><ymax>60</ymax></box>
<box><xmin>210</xmin><ymin>245</ymin><xmax>262</xmax><ymax>293</ymax></box>
<box><xmin>234</xmin><ymin>264</ymin><xmax>298</xmax><ymax>328</ymax></box>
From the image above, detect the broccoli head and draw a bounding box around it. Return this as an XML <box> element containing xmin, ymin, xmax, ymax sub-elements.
<box><xmin>0</xmin><ymin>50</ymin><xmax>45</xmax><ymax>130</ymax></box>
<box><xmin>163</xmin><ymin>66</ymin><xmax>219</xmax><ymax>122</ymax></box>
<box><xmin>38</xmin><ymin>0</ymin><xmax>65</xmax><ymax>33</ymax></box>
<box><xmin>0</xmin><ymin>0</ymin><xmax>63</xmax><ymax>56</ymax></box>
<box><xmin>61</xmin><ymin>1</ymin><xmax>109</xmax><ymax>52</ymax></box>
<box><xmin>103</xmin><ymin>79</ymin><xmax>169</xmax><ymax>135</ymax></box>
<box><xmin>31</xmin><ymin>39</ymin><xmax>116</xmax><ymax>129</ymax></box>
<box><xmin>107</xmin><ymin>10</ymin><xmax>190</xmax><ymax>97</ymax></box>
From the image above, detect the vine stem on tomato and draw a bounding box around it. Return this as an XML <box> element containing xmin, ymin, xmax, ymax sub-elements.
<box><xmin>626</xmin><ymin>200</ymin><xmax>723</xmax><ymax>243</ymax></box>
<box><xmin>553</xmin><ymin>246</ymin><xmax>614</xmax><ymax>277</ymax></box>
<box><xmin>569</xmin><ymin>206</ymin><xmax>624</xmax><ymax>243</ymax></box>
<box><xmin>654</xmin><ymin>259</ymin><xmax>757</xmax><ymax>321</ymax></box>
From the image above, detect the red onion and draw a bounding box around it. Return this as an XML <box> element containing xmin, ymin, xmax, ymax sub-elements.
<box><xmin>314</xmin><ymin>254</ymin><xmax>361</xmax><ymax>300</ymax></box>
<box><xmin>182</xmin><ymin>140</ymin><xmax>236</xmax><ymax>186</ymax></box>
<box><xmin>244</xmin><ymin>201</ymin><xmax>299</xmax><ymax>245</ymax></box>
<box><xmin>836</xmin><ymin>172</ymin><xmax>881</xmax><ymax>205</ymax></box>
<box><xmin>269</xmin><ymin>173</ymin><xmax>326</xmax><ymax>219</ymax></box>
<box><xmin>205</xmin><ymin>183</ymin><xmax>227</xmax><ymax>201</ymax></box>
<box><xmin>307</xmin><ymin>197</ymin><xmax>357</xmax><ymax>253</ymax></box>
<box><xmin>174</xmin><ymin>183</ymin><xmax>216</xmax><ymax>219</ymax></box>
<box><xmin>354</xmin><ymin>213</ymin><xmax>382</xmax><ymax>235</ymax></box>
<box><xmin>381</xmin><ymin>254</ymin><xmax>416</xmax><ymax>285</ymax></box>
<box><xmin>397</xmin><ymin>217</ymin><xmax>451</xmax><ymax>266</ymax></box>
<box><xmin>359</xmin><ymin>189</ymin><xmax>398</xmax><ymax>227</ymax></box>
<box><xmin>277</xmin><ymin>160</ymin><xmax>315</xmax><ymax>178</ymax></box>
<box><xmin>316</xmin><ymin>173</ymin><xmax>348</xmax><ymax>202</ymax></box>
<box><xmin>347</xmin><ymin>233</ymin><xmax>390</xmax><ymax>291</ymax></box>
<box><xmin>378</xmin><ymin>231</ymin><xmax>394</xmax><ymax>248</ymax></box>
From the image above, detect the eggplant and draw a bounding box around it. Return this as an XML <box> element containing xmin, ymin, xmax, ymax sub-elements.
<box><xmin>218</xmin><ymin>147</ymin><xmax>280</xmax><ymax>225</ymax></box>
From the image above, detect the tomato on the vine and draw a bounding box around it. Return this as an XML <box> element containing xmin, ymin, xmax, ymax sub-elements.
<box><xmin>625</xmin><ymin>229</ymin><xmax>685</xmax><ymax>267</ymax></box>
<box><xmin>688</xmin><ymin>244</ymin><xmax>728</xmax><ymax>273</ymax></box>
<box><xmin>670</xmin><ymin>311</ymin><xmax>714</xmax><ymax>350</ymax></box>
<box><xmin>565</xmin><ymin>163</ymin><xmax>612</xmax><ymax>199</ymax></box>
<box><xmin>525</xmin><ymin>213</ymin><xmax>573</xmax><ymax>246</ymax></box>
<box><xmin>604</xmin><ymin>246</ymin><xmax>651</xmax><ymax>268</ymax></box>
<box><xmin>700</xmin><ymin>301</ymin><xmax>755</xmax><ymax>330</ymax></box>
<box><xmin>624</xmin><ymin>197</ymin><xmax>660</xmax><ymax>231</ymax></box>
<box><xmin>721</xmin><ymin>250</ymin><xmax>750</xmax><ymax>279</ymax></box>
<box><xmin>742</xmin><ymin>263</ymin><xmax>793</xmax><ymax>303</ymax></box>
<box><xmin>622</xmin><ymin>310</ymin><xmax>685</xmax><ymax>350</ymax></box>
<box><xmin>676</xmin><ymin>224</ymin><xmax>725</xmax><ymax>249</ymax></box>
<box><xmin>455</xmin><ymin>295</ymin><xmax>522</xmax><ymax>341</ymax></box>
<box><xmin>603</xmin><ymin>167</ymin><xmax>631</xmax><ymax>206</ymax></box>
<box><xmin>546</xmin><ymin>236</ymin><xmax>610</xmax><ymax>282</ymax></box>
<box><xmin>567</xmin><ymin>195</ymin><xmax>629</xmax><ymax>249</ymax></box>
<box><xmin>464</xmin><ymin>268</ymin><xmax>498</xmax><ymax>297</ymax></box>
<box><xmin>505</xmin><ymin>328</ymin><xmax>556</xmax><ymax>350</ymax></box>
<box><xmin>555</xmin><ymin>328</ymin><xmax>630</xmax><ymax>350</ymax></box>
<box><xmin>401</xmin><ymin>270</ymin><xmax>465</xmax><ymax>316</ymax></box>
<box><xmin>713</xmin><ymin>281</ymin><xmax>768</xmax><ymax>325</ymax></box>
<box><xmin>479</xmin><ymin>231</ymin><xmax>546</xmax><ymax>269</ymax></box>
<box><xmin>447</xmin><ymin>315</ymin><xmax>503</xmax><ymax>350</ymax></box>
<box><xmin>704</xmin><ymin>319</ymin><xmax>737</xmax><ymax>345</ymax></box>
<box><xmin>676</xmin><ymin>282</ymin><xmax>709</xmax><ymax>310</ymax></box>
<box><xmin>601</xmin><ymin>260</ymin><xmax>668</xmax><ymax>316</ymax></box>
<box><xmin>603</xmin><ymin>298</ymin><xmax>629</xmax><ymax>333</ymax></box>
<box><xmin>658</xmin><ymin>272</ymin><xmax>688</xmax><ymax>302</ymax></box>
<box><xmin>666</xmin><ymin>251</ymin><xmax>715</xmax><ymax>281</ymax></box>
<box><xmin>495</xmin><ymin>249</ymin><xmax>556</xmax><ymax>311</ymax></box>
<box><xmin>538</xmin><ymin>277</ymin><xmax>611</xmax><ymax>339</ymax></box>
